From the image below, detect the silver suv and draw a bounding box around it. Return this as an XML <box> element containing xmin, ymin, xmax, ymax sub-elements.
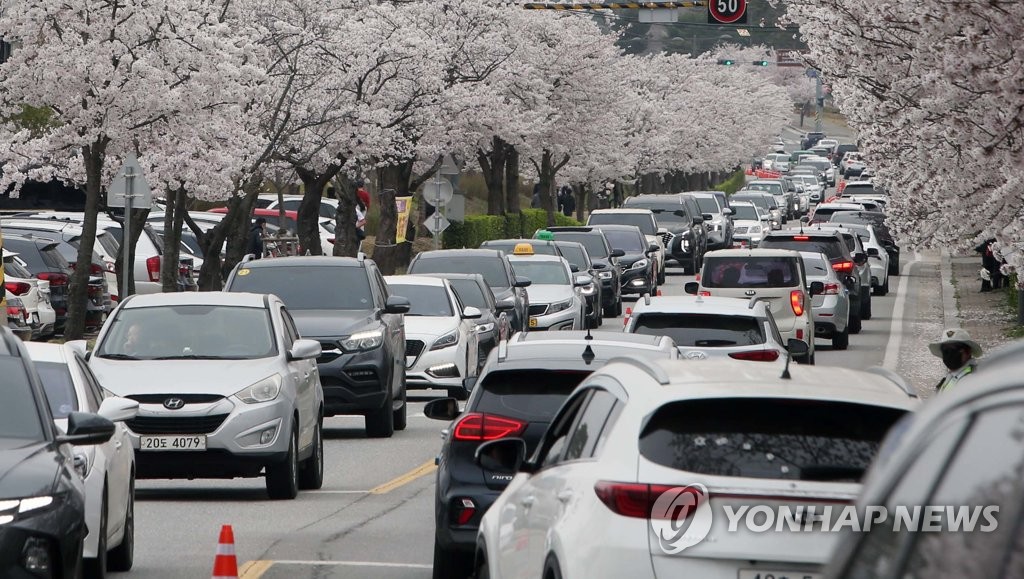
<box><xmin>88</xmin><ymin>292</ymin><xmax>324</xmax><ymax>500</ymax></box>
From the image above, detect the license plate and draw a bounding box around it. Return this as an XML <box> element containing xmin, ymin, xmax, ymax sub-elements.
<box><xmin>529</xmin><ymin>317</ymin><xmax>538</xmax><ymax>327</ymax></box>
<box><xmin>140</xmin><ymin>435</ymin><xmax>207</xmax><ymax>451</ymax></box>
<box><xmin>739</xmin><ymin>570</ymin><xmax>822</xmax><ymax>579</ymax></box>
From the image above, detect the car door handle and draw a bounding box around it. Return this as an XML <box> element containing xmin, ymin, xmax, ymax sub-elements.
<box><xmin>557</xmin><ymin>490</ymin><xmax>573</xmax><ymax>504</ymax></box>
<box><xmin>520</xmin><ymin>496</ymin><xmax>535</xmax><ymax>508</ymax></box>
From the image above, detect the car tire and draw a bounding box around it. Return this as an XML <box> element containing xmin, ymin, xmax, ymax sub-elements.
<box><xmin>874</xmin><ymin>278</ymin><xmax>889</xmax><ymax>296</ymax></box>
<box><xmin>657</xmin><ymin>264</ymin><xmax>666</xmax><ymax>285</ymax></box>
<box><xmin>614</xmin><ymin>300</ymin><xmax>623</xmax><ymax>317</ymax></box>
<box><xmin>365</xmin><ymin>387</ymin><xmax>395</xmax><ymax>438</ymax></box>
<box><xmin>394</xmin><ymin>372</ymin><xmax>409</xmax><ymax>431</ymax></box>
<box><xmin>266</xmin><ymin>427</ymin><xmax>300</xmax><ymax>499</ymax></box>
<box><xmin>832</xmin><ymin>326</ymin><xmax>850</xmax><ymax>350</ymax></box>
<box><xmin>849</xmin><ymin>314</ymin><xmax>862</xmax><ymax>334</ymax></box>
<box><xmin>691</xmin><ymin>256</ymin><xmax>699</xmax><ymax>275</ymax></box>
<box><xmin>544</xmin><ymin>556</ymin><xmax>564</xmax><ymax>579</ymax></box>
<box><xmin>889</xmin><ymin>259</ymin><xmax>900</xmax><ymax>276</ymax></box>
<box><xmin>475</xmin><ymin>555</ymin><xmax>490</xmax><ymax>579</ymax></box>
<box><xmin>861</xmin><ymin>291</ymin><xmax>872</xmax><ymax>320</ymax></box>
<box><xmin>432</xmin><ymin>540</ymin><xmax>472</xmax><ymax>579</ymax></box>
<box><xmin>602</xmin><ymin>302</ymin><xmax>616</xmax><ymax>317</ymax></box>
<box><xmin>84</xmin><ymin>489</ymin><xmax>108</xmax><ymax>579</ymax></box>
<box><xmin>298</xmin><ymin>420</ymin><xmax>324</xmax><ymax>490</ymax></box>
<box><xmin>107</xmin><ymin>478</ymin><xmax>134</xmax><ymax>572</ymax></box>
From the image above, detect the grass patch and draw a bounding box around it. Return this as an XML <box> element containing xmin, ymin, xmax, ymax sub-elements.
<box><xmin>1005</xmin><ymin>325</ymin><xmax>1024</xmax><ymax>339</ymax></box>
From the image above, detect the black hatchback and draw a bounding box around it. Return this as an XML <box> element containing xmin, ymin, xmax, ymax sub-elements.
<box><xmin>424</xmin><ymin>331</ymin><xmax>678</xmax><ymax>579</ymax></box>
<box><xmin>0</xmin><ymin>326</ymin><xmax>116</xmax><ymax>578</ymax></box>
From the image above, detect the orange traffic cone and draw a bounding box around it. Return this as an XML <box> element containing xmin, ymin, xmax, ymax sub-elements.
<box><xmin>657</xmin><ymin>289</ymin><xmax>663</xmax><ymax>296</ymax></box>
<box><xmin>212</xmin><ymin>525</ymin><xmax>239</xmax><ymax>579</ymax></box>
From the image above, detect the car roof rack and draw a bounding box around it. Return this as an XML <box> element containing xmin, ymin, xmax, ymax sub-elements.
<box><xmin>605</xmin><ymin>356</ymin><xmax>670</xmax><ymax>385</ymax></box>
<box><xmin>242</xmin><ymin>253</ymin><xmax>256</xmax><ymax>263</ymax></box>
<box><xmin>864</xmin><ymin>366</ymin><xmax>918</xmax><ymax>398</ymax></box>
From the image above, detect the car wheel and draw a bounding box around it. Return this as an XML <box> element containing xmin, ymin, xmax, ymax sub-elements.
<box><xmin>298</xmin><ymin>419</ymin><xmax>324</xmax><ymax>490</ymax></box>
<box><xmin>365</xmin><ymin>387</ymin><xmax>395</xmax><ymax>438</ymax></box>
<box><xmin>691</xmin><ymin>256</ymin><xmax>700</xmax><ymax>275</ymax></box>
<box><xmin>832</xmin><ymin>326</ymin><xmax>850</xmax><ymax>350</ymax></box>
<box><xmin>861</xmin><ymin>291</ymin><xmax>872</xmax><ymax>320</ymax></box>
<box><xmin>394</xmin><ymin>371</ymin><xmax>409</xmax><ymax>431</ymax></box>
<box><xmin>849</xmin><ymin>314</ymin><xmax>863</xmax><ymax>334</ymax></box>
<box><xmin>874</xmin><ymin>279</ymin><xmax>889</xmax><ymax>296</ymax></box>
<box><xmin>657</xmin><ymin>264</ymin><xmax>666</xmax><ymax>285</ymax></box>
<box><xmin>84</xmin><ymin>489</ymin><xmax>108</xmax><ymax>579</ymax></box>
<box><xmin>614</xmin><ymin>300</ymin><xmax>623</xmax><ymax>317</ymax></box>
<box><xmin>544</xmin><ymin>556</ymin><xmax>564</xmax><ymax>579</ymax></box>
<box><xmin>266</xmin><ymin>426</ymin><xmax>300</xmax><ymax>499</ymax></box>
<box><xmin>601</xmin><ymin>301</ymin><xmax>616</xmax><ymax>317</ymax></box>
<box><xmin>107</xmin><ymin>478</ymin><xmax>134</xmax><ymax>572</ymax></box>
<box><xmin>889</xmin><ymin>259</ymin><xmax>900</xmax><ymax>276</ymax></box>
<box><xmin>432</xmin><ymin>540</ymin><xmax>472</xmax><ymax>579</ymax></box>
<box><xmin>475</xmin><ymin>555</ymin><xmax>490</xmax><ymax>579</ymax></box>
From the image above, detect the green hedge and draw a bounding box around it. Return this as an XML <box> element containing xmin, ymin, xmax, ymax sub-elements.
<box><xmin>715</xmin><ymin>169</ymin><xmax>748</xmax><ymax>195</ymax></box>
<box><xmin>444</xmin><ymin>209</ymin><xmax>581</xmax><ymax>249</ymax></box>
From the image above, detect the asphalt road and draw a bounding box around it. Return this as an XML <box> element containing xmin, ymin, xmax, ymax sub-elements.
<box><xmin>114</xmin><ymin>249</ymin><xmax>922</xmax><ymax>579</ymax></box>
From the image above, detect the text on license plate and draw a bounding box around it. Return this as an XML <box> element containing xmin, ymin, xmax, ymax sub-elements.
<box><xmin>529</xmin><ymin>318</ymin><xmax>538</xmax><ymax>327</ymax></box>
<box><xmin>140</xmin><ymin>435</ymin><xmax>207</xmax><ymax>451</ymax></box>
<box><xmin>739</xmin><ymin>571</ymin><xmax>822</xmax><ymax>579</ymax></box>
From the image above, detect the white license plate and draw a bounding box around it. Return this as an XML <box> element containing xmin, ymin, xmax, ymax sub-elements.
<box><xmin>139</xmin><ymin>435</ymin><xmax>207</xmax><ymax>451</ymax></box>
<box><xmin>739</xmin><ymin>570</ymin><xmax>822</xmax><ymax>579</ymax></box>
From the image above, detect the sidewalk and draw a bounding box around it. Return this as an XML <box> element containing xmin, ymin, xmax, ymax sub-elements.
<box><xmin>782</xmin><ymin>112</ymin><xmax>856</xmax><ymax>143</ymax></box>
<box><xmin>948</xmin><ymin>253</ymin><xmax>1017</xmax><ymax>353</ymax></box>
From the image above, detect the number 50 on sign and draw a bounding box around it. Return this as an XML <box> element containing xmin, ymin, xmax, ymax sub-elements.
<box><xmin>708</xmin><ymin>0</ymin><xmax>746</xmax><ymax>23</ymax></box>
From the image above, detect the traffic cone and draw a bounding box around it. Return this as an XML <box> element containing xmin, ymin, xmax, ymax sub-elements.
<box><xmin>657</xmin><ymin>289</ymin><xmax>663</xmax><ymax>296</ymax></box>
<box><xmin>212</xmin><ymin>525</ymin><xmax>239</xmax><ymax>579</ymax></box>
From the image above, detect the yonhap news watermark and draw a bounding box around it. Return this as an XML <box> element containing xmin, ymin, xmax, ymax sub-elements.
<box><xmin>649</xmin><ymin>484</ymin><xmax>1000</xmax><ymax>555</ymax></box>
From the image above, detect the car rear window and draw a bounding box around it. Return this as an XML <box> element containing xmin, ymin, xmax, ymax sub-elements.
<box><xmin>475</xmin><ymin>370</ymin><xmax>591</xmax><ymax>422</ymax></box>
<box><xmin>632</xmin><ymin>313</ymin><xmax>765</xmax><ymax>347</ymax></box>
<box><xmin>227</xmin><ymin>265</ymin><xmax>373</xmax><ymax>310</ymax></box>
<box><xmin>760</xmin><ymin>236</ymin><xmax>843</xmax><ymax>260</ymax></box>
<box><xmin>842</xmin><ymin>184</ymin><xmax>876</xmax><ymax>196</ymax></box>
<box><xmin>35</xmin><ymin>361</ymin><xmax>80</xmax><ymax>418</ymax></box>
<box><xmin>587</xmin><ymin>213</ymin><xmax>656</xmax><ymax>236</ymax></box>
<box><xmin>3</xmin><ymin>258</ymin><xmax>33</xmax><ymax>279</ymax></box>
<box><xmin>96</xmin><ymin>232</ymin><xmax>119</xmax><ymax>258</ymax></box>
<box><xmin>702</xmin><ymin>256</ymin><xmax>801</xmax><ymax>288</ymax></box>
<box><xmin>639</xmin><ymin>398</ymin><xmax>906</xmax><ymax>481</ymax></box>
<box><xmin>40</xmin><ymin>245</ymin><xmax>71</xmax><ymax>271</ymax></box>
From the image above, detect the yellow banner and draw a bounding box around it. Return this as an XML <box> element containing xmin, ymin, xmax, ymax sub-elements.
<box><xmin>395</xmin><ymin>197</ymin><xmax>414</xmax><ymax>244</ymax></box>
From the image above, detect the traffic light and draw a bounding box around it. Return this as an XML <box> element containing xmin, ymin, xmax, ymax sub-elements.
<box><xmin>717</xmin><ymin>58</ymin><xmax>735</xmax><ymax>66</ymax></box>
<box><xmin>753</xmin><ymin>60</ymin><xmax>770</xmax><ymax>66</ymax></box>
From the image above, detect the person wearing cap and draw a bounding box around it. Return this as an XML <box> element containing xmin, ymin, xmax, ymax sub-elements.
<box><xmin>930</xmin><ymin>328</ymin><xmax>982</xmax><ymax>392</ymax></box>
<box><xmin>247</xmin><ymin>217</ymin><xmax>267</xmax><ymax>259</ymax></box>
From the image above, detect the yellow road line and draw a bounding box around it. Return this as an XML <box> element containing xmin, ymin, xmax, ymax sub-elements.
<box><xmin>370</xmin><ymin>460</ymin><xmax>437</xmax><ymax>495</ymax></box>
<box><xmin>239</xmin><ymin>560</ymin><xmax>274</xmax><ymax>578</ymax></box>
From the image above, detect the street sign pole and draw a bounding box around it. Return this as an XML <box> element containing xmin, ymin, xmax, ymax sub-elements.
<box><xmin>122</xmin><ymin>167</ymin><xmax>135</xmax><ymax>301</ymax></box>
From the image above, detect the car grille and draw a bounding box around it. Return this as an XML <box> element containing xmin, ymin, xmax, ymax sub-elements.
<box><xmin>528</xmin><ymin>304</ymin><xmax>548</xmax><ymax>316</ymax></box>
<box><xmin>660</xmin><ymin>232</ymin><xmax>674</xmax><ymax>247</ymax></box>
<box><xmin>406</xmin><ymin>340</ymin><xmax>425</xmax><ymax>358</ymax></box>
<box><xmin>126</xmin><ymin>414</ymin><xmax>228</xmax><ymax>435</ymax></box>
<box><xmin>735</xmin><ymin>226</ymin><xmax>749</xmax><ymax>234</ymax></box>
<box><xmin>126</xmin><ymin>394</ymin><xmax>224</xmax><ymax>404</ymax></box>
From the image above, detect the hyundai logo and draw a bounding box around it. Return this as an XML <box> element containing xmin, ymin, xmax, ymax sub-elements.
<box><xmin>744</xmin><ymin>290</ymin><xmax>757</xmax><ymax>296</ymax></box>
<box><xmin>163</xmin><ymin>398</ymin><xmax>185</xmax><ymax>410</ymax></box>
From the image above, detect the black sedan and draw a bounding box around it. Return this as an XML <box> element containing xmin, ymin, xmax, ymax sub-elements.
<box><xmin>589</xmin><ymin>224</ymin><xmax>659</xmax><ymax>296</ymax></box>
<box><xmin>0</xmin><ymin>326</ymin><xmax>116</xmax><ymax>579</ymax></box>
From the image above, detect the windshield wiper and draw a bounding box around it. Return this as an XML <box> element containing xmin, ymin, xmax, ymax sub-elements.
<box><xmin>96</xmin><ymin>353</ymin><xmax>141</xmax><ymax>360</ymax></box>
<box><xmin>799</xmin><ymin>465</ymin><xmax>865</xmax><ymax>482</ymax></box>
<box><xmin>693</xmin><ymin>339</ymin><xmax>737</xmax><ymax>347</ymax></box>
<box><xmin>151</xmin><ymin>355</ymin><xmax>230</xmax><ymax>360</ymax></box>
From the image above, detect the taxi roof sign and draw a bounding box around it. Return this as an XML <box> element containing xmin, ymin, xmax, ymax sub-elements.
<box><xmin>513</xmin><ymin>242</ymin><xmax>535</xmax><ymax>255</ymax></box>
<box><xmin>535</xmin><ymin>230</ymin><xmax>555</xmax><ymax>241</ymax></box>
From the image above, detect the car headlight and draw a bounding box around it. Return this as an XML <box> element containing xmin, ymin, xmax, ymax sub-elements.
<box><xmin>750</xmin><ymin>225</ymin><xmax>762</xmax><ymax>233</ymax></box>
<box><xmin>629</xmin><ymin>259</ymin><xmax>649</xmax><ymax>271</ymax></box>
<box><xmin>430</xmin><ymin>330</ymin><xmax>459</xmax><ymax>351</ymax></box>
<box><xmin>475</xmin><ymin>322</ymin><xmax>495</xmax><ymax>333</ymax></box>
<box><xmin>235</xmin><ymin>374</ymin><xmax>282</xmax><ymax>404</ymax></box>
<box><xmin>598</xmin><ymin>271</ymin><xmax>613</xmax><ymax>280</ymax></box>
<box><xmin>0</xmin><ymin>495</ymin><xmax>57</xmax><ymax>526</ymax></box>
<box><xmin>341</xmin><ymin>328</ymin><xmax>384</xmax><ymax>352</ymax></box>
<box><xmin>580</xmin><ymin>283</ymin><xmax>596</xmax><ymax>296</ymax></box>
<box><xmin>548</xmin><ymin>299</ymin><xmax>573</xmax><ymax>314</ymax></box>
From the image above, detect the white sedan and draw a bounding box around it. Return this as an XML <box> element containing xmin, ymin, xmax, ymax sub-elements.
<box><xmin>25</xmin><ymin>341</ymin><xmax>139</xmax><ymax>576</ymax></box>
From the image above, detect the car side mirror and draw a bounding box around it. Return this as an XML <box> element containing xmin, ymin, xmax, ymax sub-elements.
<box><xmin>692</xmin><ymin>216</ymin><xmax>704</xmax><ymax>225</ymax></box>
<box><xmin>97</xmin><ymin>397</ymin><xmax>139</xmax><ymax>423</ymax></box>
<box><xmin>854</xmin><ymin>253</ymin><xmax>868</xmax><ymax>265</ymax></box>
<box><xmin>722</xmin><ymin>208</ymin><xmax>734</xmax><ymax>216</ymax></box>
<box><xmin>684</xmin><ymin>282</ymin><xmax>699</xmax><ymax>295</ymax></box>
<box><xmin>701</xmin><ymin>213</ymin><xmax>714</xmax><ymax>221</ymax></box>
<box><xmin>800</xmin><ymin>216</ymin><xmax>810</xmax><ymax>223</ymax></box>
<box><xmin>646</xmin><ymin>243</ymin><xmax>659</xmax><ymax>254</ymax></box>
<box><xmin>574</xmin><ymin>274</ymin><xmax>593</xmax><ymax>287</ymax></box>
<box><xmin>809</xmin><ymin>281</ymin><xmax>825</xmax><ymax>296</ymax></box>
<box><xmin>462</xmin><ymin>306</ymin><xmax>483</xmax><ymax>320</ymax></box>
<box><xmin>761</xmin><ymin>215</ymin><xmax>772</xmax><ymax>222</ymax></box>
<box><xmin>495</xmin><ymin>302</ymin><xmax>515</xmax><ymax>312</ymax></box>
<box><xmin>570</xmin><ymin>264</ymin><xmax>580</xmax><ymax>273</ymax></box>
<box><xmin>57</xmin><ymin>412</ymin><xmax>116</xmax><ymax>446</ymax></box>
<box><xmin>867</xmin><ymin>248</ymin><xmax>880</xmax><ymax>257</ymax></box>
<box><xmin>786</xmin><ymin>338</ymin><xmax>810</xmax><ymax>358</ymax></box>
<box><xmin>424</xmin><ymin>397</ymin><xmax>461</xmax><ymax>421</ymax></box>
<box><xmin>475</xmin><ymin>438</ymin><xmax>528</xmax><ymax>474</ymax></box>
<box><xmin>513</xmin><ymin>276</ymin><xmax>532</xmax><ymax>288</ymax></box>
<box><xmin>288</xmin><ymin>338</ymin><xmax>322</xmax><ymax>361</ymax></box>
<box><xmin>384</xmin><ymin>295</ymin><xmax>411</xmax><ymax>314</ymax></box>
<box><xmin>610</xmin><ymin>249</ymin><xmax>626</xmax><ymax>259</ymax></box>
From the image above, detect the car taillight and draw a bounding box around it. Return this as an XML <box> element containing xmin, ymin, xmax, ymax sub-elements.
<box><xmin>728</xmin><ymin>350</ymin><xmax>781</xmax><ymax>362</ymax></box>
<box><xmin>824</xmin><ymin>283</ymin><xmax>840</xmax><ymax>295</ymax></box>
<box><xmin>452</xmin><ymin>498</ymin><xmax>477</xmax><ymax>526</ymax></box>
<box><xmin>4</xmin><ymin>282</ymin><xmax>31</xmax><ymax>296</ymax></box>
<box><xmin>791</xmin><ymin>290</ymin><xmax>805</xmax><ymax>316</ymax></box>
<box><xmin>832</xmin><ymin>260</ymin><xmax>854</xmax><ymax>273</ymax></box>
<box><xmin>327</xmin><ymin>237</ymin><xmax>335</xmax><ymax>244</ymax></box>
<box><xmin>146</xmin><ymin>256</ymin><xmax>161</xmax><ymax>282</ymax></box>
<box><xmin>594</xmin><ymin>481</ymin><xmax>704</xmax><ymax>519</ymax></box>
<box><xmin>699</xmin><ymin>291</ymin><xmax>711</xmax><ymax>297</ymax></box>
<box><xmin>90</xmin><ymin>263</ymin><xmax>103</xmax><ymax>275</ymax></box>
<box><xmin>792</xmin><ymin>235</ymin><xmax>810</xmax><ymax>240</ymax></box>
<box><xmin>36</xmin><ymin>272</ymin><xmax>68</xmax><ymax>286</ymax></box>
<box><xmin>452</xmin><ymin>413</ymin><xmax>527</xmax><ymax>442</ymax></box>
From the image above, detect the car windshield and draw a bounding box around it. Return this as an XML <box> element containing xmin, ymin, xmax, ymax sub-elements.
<box><xmin>731</xmin><ymin>205</ymin><xmax>759</xmax><ymax>220</ymax></box>
<box><xmin>588</xmin><ymin>213</ymin><xmax>656</xmax><ymax>236</ymax></box>
<box><xmin>0</xmin><ymin>357</ymin><xmax>46</xmax><ymax>441</ymax></box>
<box><xmin>510</xmin><ymin>261</ymin><xmax>569</xmax><ymax>285</ymax></box>
<box><xmin>556</xmin><ymin>245</ymin><xmax>588</xmax><ymax>271</ymax></box>
<box><xmin>484</xmin><ymin>241</ymin><xmax>558</xmax><ymax>256</ymax></box>
<box><xmin>35</xmin><ymin>361</ymin><xmax>80</xmax><ymax>418</ymax></box>
<box><xmin>476</xmin><ymin>369</ymin><xmax>591</xmax><ymax>423</ymax></box>
<box><xmin>632</xmin><ymin>313</ymin><xmax>765</xmax><ymax>347</ymax></box>
<box><xmin>448</xmin><ymin>279</ymin><xmax>489</xmax><ymax>309</ymax></box>
<box><xmin>410</xmin><ymin>256</ymin><xmax>511</xmax><ymax>289</ymax></box>
<box><xmin>703</xmin><ymin>256</ymin><xmax>801</xmax><ymax>288</ymax></box>
<box><xmin>694</xmin><ymin>198</ymin><xmax>719</xmax><ymax>214</ymax></box>
<box><xmin>640</xmin><ymin>398</ymin><xmax>905</xmax><ymax>481</ymax></box>
<box><xmin>550</xmin><ymin>233</ymin><xmax>608</xmax><ymax>259</ymax></box>
<box><xmin>760</xmin><ymin>237</ymin><xmax>844</xmax><ymax>260</ymax></box>
<box><xmin>227</xmin><ymin>265</ymin><xmax>373</xmax><ymax>310</ymax></box>
<box><xmin>390</xmin><ymin>284</ymin><xmax>453</xmax><ymax>317</ymax></box>
<box><xmin>598</xmin><ymin>229</ymin><xmax>645</xmax><ymax>252</ymax></box>
<box><xmin>96</xmin><ymin>305</ymin><xmax>277</xmax><ymax>360</ymax></box>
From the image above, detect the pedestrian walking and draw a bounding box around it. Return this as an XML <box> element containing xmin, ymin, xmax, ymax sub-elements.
<box><xmin>560</xmin><ymin>186</ymin><xmax>576</xmax><ymax>217</ymax></box>
<box><xmin>355</xmin><ymin>198</ymin><xmax>367</xmax><ymax>244</ymax></box>
<box><xmin>975</xmin><ymin>239</ymin><xmax>1002</xmax><ymax>292</ymax></box>
<box><xmin>247</xmin><ymin>217</ymin><xmax>267</xmax><ymax>259</ymax></box>
<box><xmin>929</xmin><ymin>327</ymin><xmax>982</xmax><ymax>392</ymax></box>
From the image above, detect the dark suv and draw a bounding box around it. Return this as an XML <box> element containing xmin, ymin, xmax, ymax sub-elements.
<box><xmin>224</xmin><ymin>255</ymin><xmax>411</xmax><ymax>438</ymax></box>
<box><xmin>408</xmin><ymin>249</ymin><xmax>531</xmax><ymax>333</ymax></box>
<box><xmin>590</xmin><ymin>224</ymin><xmax>659</xmax><ymax>296</ymax></box>
<box><xmin>801</xmin><ymin>131</ymin><xmax>826</xmax><ymax>150</ymax></box>
<box><xmin>423</xmin><ymin>331</ymin><xmax>679</xmax><ymax>579</ymax></box>
<box><xmin>623</xmin><ymin>194</ymin><xmax>708</xmax><ymax>274</ymax></box>
<box><xmin>539</xmin><ymin>227</ymin><xmax>623</xmax><ymax>317</ymax></box>
<box><xmin>758</xmin><ymin>230</ymin><xmax>871</xmax><ymax>333</ymax></box>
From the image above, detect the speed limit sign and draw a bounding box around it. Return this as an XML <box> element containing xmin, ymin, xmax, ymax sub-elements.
<box><xmin>708</xmin><ymin>0</ymin><xmax>747</xmax><ymax>24</ymax></box>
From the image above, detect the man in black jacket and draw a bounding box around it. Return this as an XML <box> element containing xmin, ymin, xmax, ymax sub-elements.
<box><xmin>247</xmin><ymin>217</ymin><xmax>266</xmax><ymax>259</ymax></box>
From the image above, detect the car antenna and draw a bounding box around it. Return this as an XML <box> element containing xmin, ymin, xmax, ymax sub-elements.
<box><xmin>781</xmin><ymin>348</ymin><xmax>793</xmax><ymax>380</ymax></box>
<box><xmin>582</xmin><ymin>344</ymin><xmax>596</xmax><ymax>365</ymax></box>
<box><xmin>585</xmin><ymin>325</ymin><xmax>593</xmax><ymax>340</ymax></box>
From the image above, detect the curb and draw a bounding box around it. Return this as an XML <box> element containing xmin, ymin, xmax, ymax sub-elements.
<box><xmin>940</xmin><ymin>250</ymin><xmax>959</xmax><ymax>329</ymax></box>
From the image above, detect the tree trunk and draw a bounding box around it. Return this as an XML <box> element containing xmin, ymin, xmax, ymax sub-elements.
<box><xmin>504</xmin><ymin>144</ymin><xmax>521</xmax><ymax>214</ymax></box>
<box><xmin>373</xmin><ymin>163</ymin><xmax>410</xmax><ymax>275</ymax></box>
<box><xmin>479</xmin><ymin>137</ymin><xmax>507</xmax><ymax>215</ymax></box>
<box><xmin>295</xmin><ymin>165</ymin><xmax>341</xmax><ymax>256</ymax></box>
<box><xmin>160</xmin><ymin>188</ymin><xmax>186</xmax><ymax>292</ymax></box>
<box><xmin>332</xmin><ymin>175</ymin><xmax>361</xmax><ymax>257</ymax></box>
<box><xmin>533</xmin><ymin>150</ymin><xmax>569</xmax><ymax>227</ymax></box>
<box><xmin>221</xmin><ymin>183</ymin><xmax>263</xmax><ymax>280</ymax></box>
<box><xmin>575</xmin><ymin>183</ymin><xmax>587</xmax><ymax>222</ymax></box>
<box><xmin>66</xmin><ymin>141</ymin><xmax>106</xmax><ymax>340</ymax></box>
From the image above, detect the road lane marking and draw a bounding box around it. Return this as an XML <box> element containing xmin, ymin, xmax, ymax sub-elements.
<box><xmin>369</xmin><ymin>460</ymin><xmax>436</xmax><ymax>494</ymax></box>
<box><xmin>270</xmin><ymin>560</ymin><xmax>432</xmax><ymax>569</ymax></box>
<box><xmin>305</xmin><ymin>490</ymin><xmax>371</xmax><ymax>494</ymax></box>
<box><xmin>883</xmin><ymin>251</ymin><xmax>922</xmax><ymax>371</ymax></box>
<box><xmin>239</xmin><ymin>560</ymin><xmax>274</xmax><ymax>578</ymax></box>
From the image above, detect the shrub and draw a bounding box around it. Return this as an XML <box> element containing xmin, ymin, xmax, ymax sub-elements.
<box><xmin>715</xmin><ymin>169</ymin><xmax>748</xmax><ymax>195</ymax></box>
<box><xmin>442</xmin><ymin>210</ymin><xmax>580</xmax><ymax>249</ymax></box>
